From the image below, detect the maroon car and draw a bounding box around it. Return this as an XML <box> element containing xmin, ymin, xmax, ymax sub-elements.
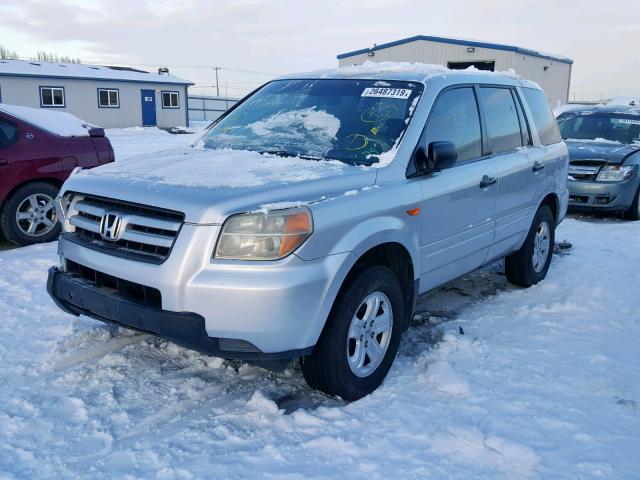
<box><xmin>0</xmin><ymin>104</ymin><xmax>113</xmax><ymax>246</ymax></box>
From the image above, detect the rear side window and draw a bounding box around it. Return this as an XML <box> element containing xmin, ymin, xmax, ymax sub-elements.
<box><xmin>0</xmin><ymin>118</ymin><xmax>19</xmax><ymax>148</ymax></box>
<box><xmin>423</xmin><ymin>87</ymin><xmax>482</xmax><ymax>164</ymax></box>
<box><xmin>480</xmin><ymin>87</ymin><xmax>524</xmax><ymax>154</ymax></box>
<box><xmin>522</xmin><ymin>88</ymin><xmax>561</xmax><ymax>146</ymax></box>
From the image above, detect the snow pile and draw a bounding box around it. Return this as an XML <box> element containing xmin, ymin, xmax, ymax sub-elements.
<box><xmin>248</xmin><ymin>107</ymin><xmax>340</xmax><ymax>156</ymax></box>
<box><xmin>84</xmin><ymin>147</ymin><xmax>348</xmax><ymax>188</ymax></box>
<box><xmin>0</xmin><ymin>103</ymin><xmax>95</xmax><ymax>137</ymax></box>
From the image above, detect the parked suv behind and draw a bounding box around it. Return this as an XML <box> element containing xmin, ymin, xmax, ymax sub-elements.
<box><xmin>557</xmin><ymin>105</ymin><xmax>640</xmax><ymax>219</ymax></box>
<box><xmin>47</xmin><ymin>64</ymin><xmax>568</xmax><ymax>400</ymax></box>
<box><xmin>0</xmin><ymin>104</ymin><xmax>114</xmax><ymax>246</ymax></box>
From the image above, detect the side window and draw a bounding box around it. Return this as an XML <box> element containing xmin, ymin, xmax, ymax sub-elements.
<box><xmin>522</xmin><ymin>88</ymin><xmax>561</xmax><ymax>146</ymax></box>
<box><xmin>161</xmin><ymin>91</ymin><xmax>179</xmax><ymax>109</ymax></box>
<box><xmin>98</xmin><ymin>88</ymin><xmax>119</xmax><ymax>108</ymax></box>
<box><xmin>480</xmin><ymin>87</ymin><xmax>523</xmax><ymax>154</ymax></box>
<box><xmin>40</xmin><ymin>86</ymin><xmax>65</xmax><ymax>107</ymax></box>
<box><xmin>423</xmin><ymin>87</ymin><xmax>482</xmax><ymax>164</ymax></box>
<box><xmin>0</xmin><ymin>118</ymin><xmax>19</xmax><ymax>149</ymax></box>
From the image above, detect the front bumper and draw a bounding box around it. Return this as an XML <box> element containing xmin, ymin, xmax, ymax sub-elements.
<box><xmin>47</xmin><ymin>267</ymin><xmax>310</xmax><ymax>365</ymax></box>
<box><xmin>568</xmin><ymin>176</ymin><xmax>639</xmax><ymax>211</ymax></box>
<box><xmin>52</xmin><ymin>228</ymin><xmax>353</xmax><ymax>357</ymax></box>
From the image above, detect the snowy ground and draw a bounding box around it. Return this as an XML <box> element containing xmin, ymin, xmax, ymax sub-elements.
<box><xmin>1</xmin><ymin>128</ymin><xmax>639</xmax><ymax>479</ymax></box>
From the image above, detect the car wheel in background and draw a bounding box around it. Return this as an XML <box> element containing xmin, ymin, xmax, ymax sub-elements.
<box><xmin>623</xmin><ymin>185</ymin><xmax>640</xmax><ymax>221</ymax></box>
<box><xmin>0</xmin><ymin>182</ymin><xmax>61</xmax><ymax>246</ymax></box>
<box><xmin>301</xmin><ymin>265</ymin><xmax>404</xmax><ymax>401</ymax></box>
<box><xmin>505</xmin><ymin>205</ymin><xmax>555</xmax><ymax>288</ymax></box>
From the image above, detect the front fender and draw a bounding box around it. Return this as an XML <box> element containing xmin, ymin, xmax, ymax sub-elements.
<box><xmin>296</xmin><ymin>182</ymin><xmax>422</xmax><ymax>279</ymax></box>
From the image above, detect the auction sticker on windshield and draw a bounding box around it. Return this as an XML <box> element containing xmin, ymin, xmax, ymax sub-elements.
<box><xmin>361</xmin><ymin>87</ymin><xmax>412</xmax><ymax>99</ymax></box>
<box><xmin>618</xmin><ymin>119</ymin><xmax>640</xmax><ymax>125</ymax></box>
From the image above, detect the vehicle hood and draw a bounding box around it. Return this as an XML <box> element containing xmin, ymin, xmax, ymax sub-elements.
<box><xmin>566</xmin><ymin>139</ymin><xmax>640</xmax><ymax>164</ymax></box>
<box><xmin>62</xmin><ymin>147</ymin><xmax>376</xmax><ymax>224</ymax></box>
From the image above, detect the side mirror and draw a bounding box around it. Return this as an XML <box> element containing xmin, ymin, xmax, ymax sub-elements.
<box><xmin>407</xmin><ymin>141</ymin><xmax>458</xmax><ymax>178</ymax></box>
<box><xmin>427</xmin><ymin>141</ymin><xmax>458</xmax><ymax>170</ymax></box>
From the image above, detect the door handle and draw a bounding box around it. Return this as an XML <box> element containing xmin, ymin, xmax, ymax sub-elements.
<box><xmin>532</xmin><ymin>161</ymin><xmax>545</xmax><ymax>172</ymax></box>
<box><xmin>0</xmin><ymin>158</ymin><xmax>8</xmax><ymax>167</ymax></box>
<box><xmin>479</xmin><ymin>175</ymin><xmax>497</xmax><ymax>188</ymax></box>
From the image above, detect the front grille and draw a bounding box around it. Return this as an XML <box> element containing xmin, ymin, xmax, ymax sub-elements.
<box><xmin>66</xmin><ymin>259</ymin><xmax>161</xmax><ymax>308</ymax></box>
<box><xmin>65</xmin><ymin>193</ymin><xmax>184</xmax><ymax>263</ymax></box>
<box><xmin>568</xmin><ymin>160</ymin><xmax>605</xmax><ymax>181</ymax></box>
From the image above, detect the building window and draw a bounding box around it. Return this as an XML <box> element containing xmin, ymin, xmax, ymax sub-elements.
<box><xmin>161</xmin><ymin>91</ymin><xmax>179</xmax><ymax>109</ymax></box>
<box><xmin>40</xmin><ymin>86</ymin><xmax>65</xmax><ymax>107</ymax></box>
<box><xmin>98</xmin><ymin>88</ymin><xmax>119</xmax><ymax>108</ymax></box>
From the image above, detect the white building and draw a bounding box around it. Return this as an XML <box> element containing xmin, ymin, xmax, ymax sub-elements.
<box><xmin>338</xmin><ymin>35</ymin><xmax>573</xmax><ymax>106</ymax></box>
<box><xmin>0</xmin><ymin>60</ymin><xmax>193</xmax><ymax>128</ymax></box>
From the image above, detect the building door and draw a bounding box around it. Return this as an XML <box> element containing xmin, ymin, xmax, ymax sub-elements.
<box><xmin>448</xmin><ymin>61</ymin><xmax>495</xmax><ymax>71</ymax></box>
<box><xmin>140</xmin><ymin>90</ymin><xmax>157</xmax><ymax>126</ymax></box>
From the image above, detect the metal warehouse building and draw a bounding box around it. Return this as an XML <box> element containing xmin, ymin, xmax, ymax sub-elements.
<box><xmin>0</xmin><ymin>60</ymin><xmax>193</xmax><ymax>128</ymax></box>
<box><xmin>338</xmin><ymin>35</ymin><xmax>573</xmax><ymax>106</ymax></box>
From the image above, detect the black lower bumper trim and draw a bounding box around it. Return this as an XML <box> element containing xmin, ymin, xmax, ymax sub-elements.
<box><xmin>47</xmin><ymin>267</ymin><xmax>312</xmax><ymax>366</ymax></box>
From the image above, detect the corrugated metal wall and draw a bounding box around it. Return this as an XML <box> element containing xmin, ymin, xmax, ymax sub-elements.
<box><xmin>188</xmin><ymin>96</ymin><xmax>239</xmax><ymax>123</ymax></box>
<box><xmin>339</xmin><ymin>39</ymin><xmax>571</xmax><ymax>106</ymax></box>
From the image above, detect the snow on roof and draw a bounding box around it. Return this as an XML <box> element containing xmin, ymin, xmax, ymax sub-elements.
<box><xmin>0</xmin><ymin>103</ymin><xmax>96</xmax><ymax>137</ymax></box>
<box><xmin>607</xmin><ymin>96</ymin><xmax>640</xmax><ymax>107</ymax></box>
<box><xmin>281</xmin><ymin>61</ymin><xmax>534</xmax><ymax>88</ymax></box>
<box><xmin>337</xmin><ymin>35</ymin><xmax>574</xmax><ymax>65</ymax></box>
<box><xmin>0</xmin><ymin>59</ymin><xmax>193</xmax><ymax>85</ymax></box>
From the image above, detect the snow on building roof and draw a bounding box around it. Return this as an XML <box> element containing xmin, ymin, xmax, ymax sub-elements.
<box><xmin>0</xmin><ymin>103</ymin><xmax>96</xmax><ymax>137</ymax></box>
<box><xmin>337</xmin><ymin>35</ymin><xmax>574</xmax><ymax>65</ymax></box>
<box><xmin>0</xmin><ymin>59</ymin><xmax>193</xmax><ymax>85</ymax></box>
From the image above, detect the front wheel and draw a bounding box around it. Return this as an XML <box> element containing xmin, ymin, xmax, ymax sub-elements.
<box><xmin>505</xmin><ymin>205</ymin><xmax>555</xmax><ymax>288</ymax></box>
<box><xmin>0</xmin><ymin>182</ymin><xmax>61</xmax><ymax>246</ymax></box>
<box><xmin>301</xmin><ymin>265</ymin><xmax>404</xmax><ymax>401</ymax></box>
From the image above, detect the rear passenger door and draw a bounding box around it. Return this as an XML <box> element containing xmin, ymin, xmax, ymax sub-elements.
<box><xmin>478</xmin><ymin>86</ymin><xmax>538</xmax><ymax>262</ymax></box>
<box><xmin>417</xmin><ymin>86</ymin><xmax>498</xmax><ymax>292</ymax></box>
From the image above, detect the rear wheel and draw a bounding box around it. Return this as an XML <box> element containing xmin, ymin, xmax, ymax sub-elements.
<box><xmin>624</xmin><ymin>185</ymin><xmax>640</xmax><ymax>221</ymax></box>
<box><xmin>505</xmin><ymin>205</ymin><xmax>555</xmax><ymax>287</ymax></box>
<box><xmin>301</xmin><ymin>265</ymin><xmax>404</xmax><ymax>401</ymax></box>
<box><xmin>0</xmin><ymin>182</ymin><xmax>60</xmax><ymax>246</ymax></box>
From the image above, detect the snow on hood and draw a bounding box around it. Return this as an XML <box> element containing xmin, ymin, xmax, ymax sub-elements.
<box><xmin>0</xmin><ymin>103</ymin><xmax>96</xmax><ymax>137</ymax></box>
<box><xmin>70</xmin><ymin>147</ymin><xmax>375</xmax><ymax>224</ymax></box>
<box><xmin>85</xmin><ymin>146</ymin><xmax>348</xmax><ymax>188</ymax></box>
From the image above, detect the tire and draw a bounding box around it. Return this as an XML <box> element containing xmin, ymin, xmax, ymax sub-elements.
<box><xmin>505</xmin><ymin>205</ymin><xmax>555</xmax><ymax>288</ymax></box>
<box><xmin>624</xmin><ymin>185</ymin><xmax>640</xmax><ymax>221</ymax></box>
<box><xmin>0</xmin><ymin>182</ymin><xmax>61</xmax><ymax>246</ymax></box>
<box><xmin>301</xmin><ymin>265</ymin><xmax>404</xmax><ymax>401</ymax></box>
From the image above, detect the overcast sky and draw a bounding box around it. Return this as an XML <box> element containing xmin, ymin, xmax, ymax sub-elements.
<box><xmin>1</xmin><ymin>0</ymin><xmax>637</xmax><ymax>100</ymax></box>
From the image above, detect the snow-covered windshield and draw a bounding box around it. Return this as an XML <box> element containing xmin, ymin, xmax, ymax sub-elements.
<box><xmin>557</xmin><ymin>112</ymin><xmax>640</xmax><ymax>145</ymax></box>
<box><xmin>200</xmin><ymin>79</ymin><xmax>423</xmax><ymax>166</ymax></box>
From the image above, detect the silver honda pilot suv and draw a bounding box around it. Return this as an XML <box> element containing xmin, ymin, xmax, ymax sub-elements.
<box><xmin>48</xmin><ymin>64</ymin><xmax>569</xmax><ymax>400</ymax></box>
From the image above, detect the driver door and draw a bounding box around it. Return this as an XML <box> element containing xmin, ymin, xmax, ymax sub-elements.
<box><xmin>417</xmin><ymin>86</ymin><xmax>498</xmax><ymax>292</ymax></box>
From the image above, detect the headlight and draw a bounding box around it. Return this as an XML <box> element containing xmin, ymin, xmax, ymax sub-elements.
<box><xmin>214</xmin><ymin>207</ymin><xmax>313</xmax><ymax>260</ymax></box>
<box><xmin>596</xmin><ymin>165</ymin><xmax>634</xmax><ymax>182</ymax></box>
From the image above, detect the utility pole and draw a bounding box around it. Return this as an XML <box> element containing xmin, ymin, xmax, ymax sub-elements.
<box><xmin>213</xmin><ymin>66</ymin><xmax>221</xmax><ymax>97</ymax></box>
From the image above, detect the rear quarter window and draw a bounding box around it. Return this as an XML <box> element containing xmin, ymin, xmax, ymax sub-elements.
<box><xmin>0</xmin><ymin>117</ymin><xmax>19</xmax><ymax>148</ymax></box>
<box><xmin>522</xmin><ymin>88</ymin><xmax>561</xmax><ymax>146</ymax></box>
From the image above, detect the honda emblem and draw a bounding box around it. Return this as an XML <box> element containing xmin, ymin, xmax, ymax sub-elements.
<box><xmin>100</xmin><ymin>212</ymin><xmax>122</xmax><ymax>241</ymax></box>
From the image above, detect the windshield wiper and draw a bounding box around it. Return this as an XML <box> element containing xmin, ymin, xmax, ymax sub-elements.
<box><xmin>259</xmin><ymin>150</ymin><xmax>322</xmax><ymax>161</ymax></box>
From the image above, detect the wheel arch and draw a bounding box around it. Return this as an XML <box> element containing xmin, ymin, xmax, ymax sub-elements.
<box><xmin>540</xmin><ymin>192</ymin><xmax>560</xmax><ymax>225</ymax></box>
<box><xmin>1</xmin><ymin>177</ymin><xmax>63</xmax><ymax>211</ymax></box>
